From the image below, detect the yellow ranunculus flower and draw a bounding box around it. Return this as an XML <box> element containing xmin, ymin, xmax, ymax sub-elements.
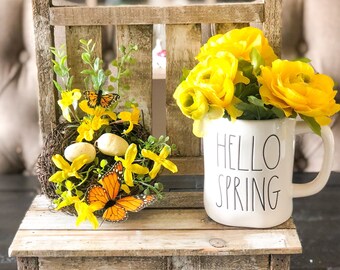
<box><xmin>187</xmin><ymin>52</ymin><xmax>247</xmax><ymax>111</ymax></box>
<box><xmin>258</xmin><ymin>59</ymin><xmax>340</xmax><ymax>126</ymax></box>
<box><xmin>173</xmin><ymin>80</ymin><xmax>209</xmax><ymax>121</ymax></box>
<box><xmin>196</xmin><ymin>26</ymin><xmax>277</xmax><ymax>66</ymax></box>
<box><xmin>173</xmin><ymin>51</ymin><xmax>245</xmax><ymax>137</ymax></box>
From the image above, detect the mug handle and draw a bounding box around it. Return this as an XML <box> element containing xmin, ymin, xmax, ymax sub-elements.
<box><xmin>293</xmin><ymin>121</ymin><xmax>334</xmax><ymax>198</ymax></box>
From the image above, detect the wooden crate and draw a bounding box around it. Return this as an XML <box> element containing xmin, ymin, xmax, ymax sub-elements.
<box><xmin>32</xmin><ymin>0</ymin><xmax>282</xmax><ymax>175</ymax></box>
<box><xmin>9</xmin><ymin>1</ymin><xmax>302</xmax><ymax>269</ymax></box>
<box><xmin>9</xmin><ymin>194</ymin><xmax>301</xmax><ymax>270</ymax></box>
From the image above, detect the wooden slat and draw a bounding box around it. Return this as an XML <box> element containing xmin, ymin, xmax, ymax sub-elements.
<box><xmin>49</xmin><ymin>2</ymin><xmax>264</xmax><ymax>26</ymax></box>
<box><xmin>17</xmin><ymin>257</ymin><xmax>39</xmax><ymax>270</ymax></box>
<box><xmin>165</xmin><ymin>24</ymin><xmax>202</xmax><ymax>157</ymax></box>
<box><xmin>263</xmin><ymin>0</ymin><xmax>282</xmax><ymax>56</ymax></box>
<box><xmin>32</xmin><ymin>0</ymin><xmax>57</xmax><ymax>141</ymax></box>
<box><xmin>29</xmin><ymin>193</ymin><xmax>204</xmax><ymax>210</ymax></box>
<box><xmin>9</xmin><ymin>228</ymin><xmax>302</xmax><ymax>257</ymax></box>
<box><xmin>116</xmin><ymin>25</ymin><xmax>153</xmax><ymax>132</ymax></box>
<box><xmin>163</xmin><ymin>157</ymin><xmax>204</xmax><ymax>175</ymax></box>
<box><xmin>65</xmin><ymin>26</ymin><xmax>102</xmax><ymax>90</ymax></box>
<box><xmin>270</xmin><ymin>254</ymin><xmax>291</xmax><ymax>269</ymax></box>
<box><xmin>38</xmin><ymin>255</ymin><xmax>270</xmax><ymax>270</ymax></box>
<box><xmin>215</xmin><ymin>23</ymin><xmax>250</xmax><ymax>34</ymax></box>
<box><xmin>18</xmin><ymin>194</ymin><xmax>296</xmax><ymax>231</ymax></box>
<box><xmin>52</xmin><ymin>0</ymin><xmax>84</xmax><ymax>6</ymax></box>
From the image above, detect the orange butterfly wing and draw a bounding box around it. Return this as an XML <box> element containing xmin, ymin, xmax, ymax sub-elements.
<box><xmin>117</xmin><ymin>195</ymin><xmax>157</xmax><ymax>212</ymax></box>
<box><xmin>102</xmin><ymin>204</ymin><xmax>127</xmax><ymax>222</ymax></box>
<box><xmin>84</xmin><ymin>90</ymin><xmax>98</xmax><ymax>108</ymax></box>
<box><xmin>84</xmin><ymin>90</ymin><xmax>119</xmax><ymax>108</ymax></box>
<box><xmin>100</xmin><ymin>93</ymin><xmax>119</xmax><ymax>108</ymax></box>
<box><xmin>86</xmin><ymin>162</ymin><xmax>157</xmax><ymax>223</ymax></box>
<box><xmin>86</xmin><ymin>185</ymin><xmax>109</xmax><ymax>209</ymax></box>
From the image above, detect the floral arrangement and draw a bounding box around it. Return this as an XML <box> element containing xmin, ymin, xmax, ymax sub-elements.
<box><xmin>173</xmin><ymin>27</ymin><xmax>340</xmax><ymax>137</ymax></box>
<box><xmin>43</xmin><ymin>40</ymin><xmax>177</xmax><ymax>229</ymax></box>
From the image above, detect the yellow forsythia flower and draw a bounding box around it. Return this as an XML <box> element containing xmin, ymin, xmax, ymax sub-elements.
<box><xmin>115</xmin><ymin>143</ymin><xmax>149</xmax><ymax>186</ymax></box>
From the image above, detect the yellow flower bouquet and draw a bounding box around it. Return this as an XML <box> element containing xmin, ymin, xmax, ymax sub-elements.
<box><xmin>174</xmin><ymin>27</ymin><xmax>340</xmax><ymax>137</ymax></box>
<box><xmin>37</xmin><ymin>40</ymin><xmax>177</xmax><ymax>229</ymax></box>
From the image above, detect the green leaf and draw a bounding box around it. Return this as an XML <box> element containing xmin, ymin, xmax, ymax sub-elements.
<box><xmin>235</xmin><ymin>83</ymin><xmax>260</xmax><ymax>102</ymax></box>
<box><xmin>53</xmin><ymin>80</ymin><xmax>63</xmax><ymax>92</ymax></box>
<box><xmin>94</xmin><ymin>57</ymin><xmax>100</xmax><ymax>72</ymax></box>
<box><xmin>119</xmin><ymin>45</ymin><xmax>126</xmax><ymax>54</ymax></box>
<box><xmin>81</xmin><ymin>53</ymin><xmax>91</xmax><ymax>64</ymax></box>
<box><xmin>180</xmin><ymin>68</ymin><xmax>191</xmax><ymax>82</ymax></box>
<box><xmin>67</xmin><ymin>75</ymin><xmax>74</xmax><ymax>90</ymax></box>
<box><xmin>80</xmin><ymin>39</ymin><xmax>89</xmax><ymax>45</ymax></box>
<box><xmin>248</xmin><ymin>96</ymin><xmax>267</xmax><ymax>109</ymax></box>
<box><xmin>97</xmin><ymin>69</ymin><xmax>106</xmax><ymax>87</ymax></box>
<box><xmin>299</xmin><ymin>114</ymin><xmax>321</xmax><ymax>136</ymax></box>
<box><xmin>294</xmin><ymin>57</ymin><xmax>311</xmax><ymax>63</ymax></box>
<box><xmin>100</xmin><ymin>159</ymin><xmax>108</xmax><ymax>169</ymax></box>
<box><xmin>271</xmin><ymin>106</ymin><xmax>285</xmax><ymax>118</ymax></box>
<box><xmin>80</xmin><ymin>69</ymin><xmax>95</xmax><ymax>75</ymax></box>
<box><xmin>250</xmin><ymin>48</ymin><xmax>265</xmax><ymax>75</ymax></box>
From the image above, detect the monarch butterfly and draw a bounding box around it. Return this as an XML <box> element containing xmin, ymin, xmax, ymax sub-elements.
<box><xmin>86</xmin><ymin>162</ymin><xmax>157</xmax><ymax>222</ymax></box>
<box><xmin>84</xmin><ymin>90</ymin><xmax>120</xmax><ymax>108</ymax></box>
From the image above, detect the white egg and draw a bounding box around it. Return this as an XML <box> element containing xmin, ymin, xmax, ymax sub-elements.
<box><xmin>97</xmin><ymin>133</ymin><xmax>129</xmax><ymax>157</ymax></box>
<box><xmin>64</xmin><ymin>142</ymin><xmax>96</xmax><ymax>164</ymax></box>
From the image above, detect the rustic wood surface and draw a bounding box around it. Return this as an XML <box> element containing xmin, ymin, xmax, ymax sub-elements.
<box><xmin>38</xmin><ymin>255</ymin><xmax>271</xmax><ymax>270</ymax></box>
<box><xmin>263</xmin><ymin>0</ymin><xmax>282</xmax><ymax>56</ymax></box>
<box><xmin>9</xmin><ymin>195</ymin><xmax>302</xmax><ymax>260</ymax></box>
<box><xmin>165</xmin><ymin>24</ymin><xmax>202</xmax><ymax>157</ymax></box>
<box><xmin>49</xmin><ymin>2</ymin><xmax>264</xmax><ymax>26</ymax></box>
<box><xmin>116</xmin><ymin>25</ymin><xmax>153</xmax><ymax>132</ymax></box>
<box><xmin>32</xmin><ymin>0</ymin><xmax>57</xmax><ymax>141</ymax></box>
<box><xmin>65</xmin><ymin>26</ymin><xmax>102</xmax><ymax>89</ymax></box>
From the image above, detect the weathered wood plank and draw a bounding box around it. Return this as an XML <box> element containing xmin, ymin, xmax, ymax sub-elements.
<box><xmin>215</xmin><ymin>23</ymin><xmax>250</xmax><ymax>34</ymax></box>
<box><xmin>163</xmin><ymin>157</ymin><xmax>204</xmax><ymax>175</ymax></box>
<box><xmin>17</xmin><ymin>257</ymin><xmax>39</xmax><ymax>270</ymax></box>
<box><xmin>29</xmin><ymin>193</ymin><xmax>205</xmax><ymax>210</ymax></box>
<box><xmin>169</xmin><ymin>255</ymin><xmax>269</xmax><ymax>270</ymax></box>
<box><xmin>39</xmin><ymin>255</ymin><xmax>270</xmax><ymax>270</ymax></box>
<box><xmin>263</xmin><ymin>0</ymin><xmax>282</xmax><ymax>56</ymax></box>
<box><xmin>165</xmin><ymin>24</ymin><xmax>202</xmax><ymax>157</ymax></box>
<box><xmin>50</xmin><ymin>3</ymin><xmax>264</xmax><ymax>26</ymax></box>
<box><xmin>65</xmin><ymin>26</ymin><xmax>102</xmax><ymax>90</ymax></box>
<box><xmin>32</xmin><ymin>0</ymin><xmax>57</xmax><ymax>141</ymax></box>
<box><xmin>9</xmin><ymin>228</ymin><xmax>301</xmax><ymax>257</ymax></box>
<box><xmin>270</xmin><ymin>254</ymin><xmax>290</xmax><ymax>270</ymax></box>
<box><xmin>116</xmin><ymin>25</ymin><xmax>153</xmax><ymax>132</ymax></box>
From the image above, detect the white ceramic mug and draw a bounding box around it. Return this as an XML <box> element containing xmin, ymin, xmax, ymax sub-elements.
<box><xmin>203</xmin><ymin>118</ymin><xmax>334</xmax><ymax>228</ymax></box>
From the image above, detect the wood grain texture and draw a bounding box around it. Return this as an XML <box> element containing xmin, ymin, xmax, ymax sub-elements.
<box><xmin>162</xmin><ymin>157</ymin><xmax>204</xmax><ymax>175</ymax></box>
<box><xmin>263</xmin><ymin>0</ymin><xmax>282</xmax><ymax>56</ymax></box>
<box><xmin>39</xmin><ymin>255</ymin><xmax>270</xmax><ymax>270</ymax></box>
<box><xmin>17</xmin><ymin>257</ymin><xmax>39</xmax><ymax>270</ymax></box>
<box><xmin>9</xmin><ymin>195</ymin><xmax>301</xmax><ymax>260</ymax></box>
<box><xmin>270</xmin><ymin>254</ymin><xmax>291</xmax><ymax>269</ymax></box>
<box><xmin>32</xmin><ymin>0</ymin><xmax>57</xmax><ymax>141</ymax></box>
<box><xmin>65</xmin><ymin>26</ymin><xmax>102</xmax><ymax>90</ymax></box>
<box><xmin>116</xmin><ymin>25</ymin><xmax>153</xmax><ymax>132</ymax></box>
<box><xmin>165</xmin><ymin>24</ymin><xmax>202</xmax><ymax>158</ymax></box>
<box><xmin>215</xmin><ymin>23</ymin><xmax>250</xmax><ymax>34</ymax></box>
<box><xmin>49</xmin><ymin>3</ymin><xmax>264</xmax><ymax>26</ymax></box>
<box><xmin>10</xmin><ymin>228</ymin><xmax>301</xmax><ymax>257</ymax></box>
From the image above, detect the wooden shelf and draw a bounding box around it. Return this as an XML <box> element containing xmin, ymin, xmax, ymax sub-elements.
<box><xmin>9</xmin><ymin>194</ymin><xmax>301</xmax><ymax>269</ymax></box>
